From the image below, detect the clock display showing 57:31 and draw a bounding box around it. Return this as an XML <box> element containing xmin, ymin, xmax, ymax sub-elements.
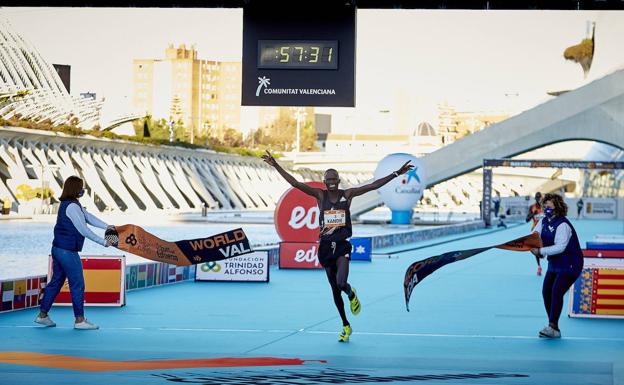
<box><xmin>257</xmin><ymin>40</ymin><xmax>338</xmax><ymax>70</ymax></box>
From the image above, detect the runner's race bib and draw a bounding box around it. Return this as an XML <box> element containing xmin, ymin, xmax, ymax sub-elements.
<box><xmin>324</xmin><ymin>210</ymin><xmax>346</xmax><ymax>228</ymax></box>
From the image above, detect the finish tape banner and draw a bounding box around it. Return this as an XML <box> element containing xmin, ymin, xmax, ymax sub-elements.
<box><xmin>105</xmin><ymin>225</ymin><xmax>253</xmax><ymax>266</ymax></box>
<box><xmin>404</xmin><ymin>232</ymin><xmax>542</xmax><ymax>311</ymax></box>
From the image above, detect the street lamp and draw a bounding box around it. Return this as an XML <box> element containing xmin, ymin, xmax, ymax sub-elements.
<box><xmin>25</xmin><ymin>163</ymin><xmax>60</xmax><ymax>214</ymax></box>
<box><xmin>291</xmin><ymin>107</ymin><xmax>307</xmax><ymax>153</ymax></box>
<box><xmin>169</xmin><ymin>119</ymin><xmax>175</xmax><ymax>143</ymax></box>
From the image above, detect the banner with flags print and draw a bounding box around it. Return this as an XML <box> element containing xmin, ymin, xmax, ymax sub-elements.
<box><xmin>570</xmin><ymin>258</ymin><xmax>624</xmax><ymax>319</ymax></box>
<box><xmin>1</xmin><ymin>261</ymin><xmax>196</xmax><ymax>313</ymax></box>
<box><xmin>0</xmin><ymin>276</ymin><xmax>47</xmax><ymax>312</ymax></box>
<box><xmin>125</xmin><ymin>263</ymin><xmax>195</xmax><ymax>291</ymax></box>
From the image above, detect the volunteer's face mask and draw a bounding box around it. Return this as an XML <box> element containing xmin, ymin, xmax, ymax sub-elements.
<box><xmin>544</xmin><ymin>207</ymin><xmax>554</xmax><ymax>218</ymax></box>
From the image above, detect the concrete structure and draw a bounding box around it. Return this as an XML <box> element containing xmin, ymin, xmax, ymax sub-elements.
<box><xmin>0</xmin><ymin>126</ymin><xmax>369</xmax><ymax>215</ymax></box>
<box><xmin>324</xmin><ymin>122</ymin><xmax>440</xmax><ymax>156</ymax></box>
<box><xmin>438</xmin><ymin>102</ymin><xmax>509</xmax><ymax>145</ymax></box>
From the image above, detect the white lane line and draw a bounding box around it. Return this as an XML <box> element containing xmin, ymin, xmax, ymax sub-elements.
<box><xmin>306</xmin><ymin>330</ymin><xmax>624</xmax><ymax>341</ymax></box>
<box><xmin>0</xmin><ymin>326</ymin><xmax>293</xmax><ymax>333</ymax></box>
<box><xmin>2</xmin><ymin>325</ymin><xmax>623</xmax><ymax>342</ymax></box>
<box><xmin>158</xmin><ymin>328</ymin><xmax>293</xmax><ymax>333</ymax></box>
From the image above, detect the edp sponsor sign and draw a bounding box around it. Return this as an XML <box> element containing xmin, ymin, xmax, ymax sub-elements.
<box><xmin>279</xmin><ymin>238</ymin><xmax>371</xmax><ymax>268</ymax></box>
<box><xmin>196</xmin><ymin>251</ymin><xmax>269</xmax><ymax>282</ymax></box>
<box><xmin>274</xmin><ymin>182</ymin><xmax>324</xmax><ymax>242</ymax></box>
<box><xmin>279</xmin><ymin>242</ymin><xmax>321</xmax><ymax>269</ymax></box>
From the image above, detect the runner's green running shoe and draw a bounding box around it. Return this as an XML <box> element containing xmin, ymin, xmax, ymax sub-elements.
<box><xmin>338</xmin><ymin>325</ymin><xmax>352</xmax><ymax>342</ymax></box>
<box><xmin>349</xmin><ymin>287</ymin><xmax>361</xmax><ymax>315</ymax></box>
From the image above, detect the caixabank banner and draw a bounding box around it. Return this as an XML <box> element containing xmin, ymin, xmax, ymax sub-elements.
<box><xmin>196</xmin><ymin>251</ymin><xmax>269</xmax><ymax>282</ymax></box>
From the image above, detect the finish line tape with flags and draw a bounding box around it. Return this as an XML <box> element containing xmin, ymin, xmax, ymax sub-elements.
<box><xmin>105</xmin><ymin>225</ymin><xmax>253</xmax><ymax>266</ymax></box>
<box><xmin>403</xmin><ymin>232</ymin><xmax>542</xmax><ymax>311</ymax></box>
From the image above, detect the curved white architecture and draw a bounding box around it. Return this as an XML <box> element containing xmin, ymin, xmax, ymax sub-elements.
<box><xmin>0</xmin><ymin>15</ymin><xmax>138</xmax><ymax>130</ymax></box>
<box><xmin>0</xmin><ymin>127</ymin><xmax>370</xmax><ymax>214</ymax></box>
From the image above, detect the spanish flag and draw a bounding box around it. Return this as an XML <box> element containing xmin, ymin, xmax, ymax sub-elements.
<box><xmin>56</xmin><ymin>258</ymin><xmax>123</xmax><ymax>305</ymax></box>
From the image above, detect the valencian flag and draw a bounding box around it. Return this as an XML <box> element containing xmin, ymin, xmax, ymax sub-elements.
<box><xmin>105</xmin><ymin>225</ymin><xmax>253</xmax><ymax>266</ymax></box>
<box><xmin>404</xmin><ymin>232</ymin><xmax>542</xmax><ymax>311</ymax></box>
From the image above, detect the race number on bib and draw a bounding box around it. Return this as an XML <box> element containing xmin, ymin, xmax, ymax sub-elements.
<box><xmin>324</xmin><ymin>210</ymin><xmax>346</xmax><ymax>228</ymax></box>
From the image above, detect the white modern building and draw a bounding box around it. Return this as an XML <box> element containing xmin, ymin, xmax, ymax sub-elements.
<box><xmin>0</xmin><ymin>14</ymin><xmax>138</xmax><ymax>130</ymax></box>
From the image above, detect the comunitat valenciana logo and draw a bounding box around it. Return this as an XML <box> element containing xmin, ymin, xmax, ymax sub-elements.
<box><xmin>274</xmin><ymin>182</ymin><xmax>325</xmax><ymax>242</ymax></box>
<box><xmin>256</xmin><ymin>76</ymin><xmax>270</xmax><ymax>97</ymax></box>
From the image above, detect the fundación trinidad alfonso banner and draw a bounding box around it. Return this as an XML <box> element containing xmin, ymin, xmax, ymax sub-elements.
<box><xmin>196</xmin><ymin>251</ymin><xmax>269</xmax><ymax>282</ymax></box>
<box><xmin>106</xmin><ymin>225</ymin><xmax>253</xmax><ymax>266</ymax></box>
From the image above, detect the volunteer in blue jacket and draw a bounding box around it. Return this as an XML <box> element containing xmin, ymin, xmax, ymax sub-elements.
<box><xmin>35</xmin><ymin>176</ymin><xmax>114</xmax><ymax>330</ymax></box>
<box><xmin>530</xmin><ymin>193</ymin><xmax>583</xmax><ymax>339</ymax></box>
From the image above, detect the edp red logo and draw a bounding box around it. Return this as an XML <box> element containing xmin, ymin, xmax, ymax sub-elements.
<box><xmin>279</xmin><ymin>242</ymin><xmax>322</xmax><ymax>269</ymax></box>
<box><xmin>275</xmin><ymin>182</ymin><xmax>325</xmax><ymax>242</ymax></box>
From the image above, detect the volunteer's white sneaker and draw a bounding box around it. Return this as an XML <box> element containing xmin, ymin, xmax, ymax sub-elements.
<box><xmin>74</xmin><ymin>319</ymin><xmax>99</xmax><ymax>330</ymax></box>
<box><xmin>538</xmin><ymin>326</ymin><xmax>561</xmax><ymax>338</ymax></box>
<box><xmin>34</xmin><ymin>315</ymin><xmax>56</xmax><ymax>327</ymax></box>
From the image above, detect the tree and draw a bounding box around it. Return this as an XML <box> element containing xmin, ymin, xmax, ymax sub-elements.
<box><xmin>134</xmin><ymin>116</ymin><xmax>185</xmax><ymax>142</ymax></box>
<box><xmin>222</xmin><ymin>128</ymin><xmax>243</xmax><ymax>147</ymax></box>
<box><xmin>15</xmin><ymin>184</ymin><xmax>54</xmax><ymax>201</ymax></box>
<box><xmin>143</xmin><ymin>118</ymin><xmax>150</xmax><ymax>137</ymax></box>
<box><xmin>249</xmin><ymin>115</ymin><xmax>317</xmax><ymax>151</ymax></box>
<box><xmin>564</xmin><ymin>22</ymin><xmax>595</xmax><ymax>78</ymax></box>
<box><xmin>564</xmin><ymin>39</ymin><xmax>594</xmax><ymax>77</ymax></box>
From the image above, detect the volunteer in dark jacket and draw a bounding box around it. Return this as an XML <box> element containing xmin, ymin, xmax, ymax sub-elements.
<box><xmin>530</xmin><ymin>193</ymin><xmax>583</xmax><ymax>339</ymax></box>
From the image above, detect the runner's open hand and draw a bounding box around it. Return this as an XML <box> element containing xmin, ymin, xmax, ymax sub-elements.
<box><xmin>261</xmin><ymin>150</ymin><xmax>278</xmax><ymax>167</ymax></box>
<box><xmin>395</xmin><ymin>161</ymin><xmax>414</xmax><ymax>175</ymax></box>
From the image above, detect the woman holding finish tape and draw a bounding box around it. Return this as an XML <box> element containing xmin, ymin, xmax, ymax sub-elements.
<box><xmin>530</xmin><ymin>193</ymin><xmax>584</xmax><ymax>339</ymax></box>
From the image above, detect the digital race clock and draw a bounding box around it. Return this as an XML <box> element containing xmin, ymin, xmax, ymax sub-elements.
<box><xmin>258</xmin><ymin>40</ymin><xmax>338</xmax><ymax>69</ymax></box>
<box><xmin>242</xmin><ymin>3</ymin><xmax>355</xmax><ymax>107</ymax></box>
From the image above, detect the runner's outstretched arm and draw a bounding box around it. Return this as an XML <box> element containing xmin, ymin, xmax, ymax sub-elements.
<box><xmin>345</xmin><ymin>161</ymin><xmax>414</xmax><ymax>200</ymax></box>
<box><xmin>262</xmin><ymin>150</ymin><xmax>323</xmax><ymax>200</ymax></box>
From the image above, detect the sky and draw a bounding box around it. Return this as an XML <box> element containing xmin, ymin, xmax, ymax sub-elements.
<box><xmin>3</xmin><ymin>7</ymin><xmax>623</xmax><ymax>133</ymax></box>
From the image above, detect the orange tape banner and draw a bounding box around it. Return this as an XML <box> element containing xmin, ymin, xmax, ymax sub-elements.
<box><xmin>106</xmin><ymin>225</ymin><xmax>253</xmax><ymax>266</ymax></box>
<box><xmin>404</xmin><ymin>233</ymin><xmax>542</xmax><ymax>311</ymax></box>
